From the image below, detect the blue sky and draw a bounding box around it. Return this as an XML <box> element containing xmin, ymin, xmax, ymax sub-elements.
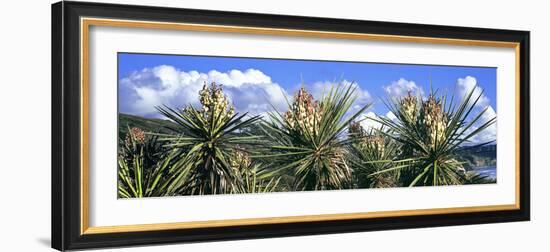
<box><xmin>118</xmin><ymin>52</ymin><xmax>497</xmax><ymax>143</ymax></box>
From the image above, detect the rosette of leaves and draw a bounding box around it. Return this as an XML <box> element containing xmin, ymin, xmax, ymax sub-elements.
<box><xmin>372</xmin><ymin>88</ymin><xmax>496</xmax><ymax>186</ymax></box>
<box><xmin>117</xmin><ymin>127</ymin><xmax>193</xmax><ymax>198</ymax></box>
<box><xmin>262</xmin><ymin>84</ymin><xmax>371</xmax><ymax>191</ymax></box>
<box><xmin>156</xmin><ymin>82</ymin><xmax>262</xmax><ymax>195</ymax></box>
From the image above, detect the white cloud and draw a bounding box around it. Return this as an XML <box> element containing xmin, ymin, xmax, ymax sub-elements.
<box><xmin>119</xmin><ymin>65</ymin><xmax>289</xmax><ymax>118</ymax></box>
<box><xmin>358</xmin><ymin>111</ymin><xmax>387</xmax><ymax>131</ymax></box>
<box><xmin>386</xmin><ymin>111</ymin><xmax>397</xmax><ymax>121</ymax></box>
<box><xmin>306</xmin><ymin>80</ymin><xmax>373</xmax><ymax>115</ymax></box>
<box><xmin>454</xmin><ymin>76</ymin><xmax>495</xmax><ymax>145</ymax></box>
<box><xmin>455</xmin><ymin>76</ymin><xmax>490</xmax><ymax>108</ymax></box>
<box><xmin>383</xmin><ymin>78</ymin><xmax>424</xmax><ymax>98</ymax></box>
<box><xmin>466</xmin><ymin>105</ymin><xmax>497</xmax><ymax>145</ymax></box>
<box><xmin>357</xmin><ymin>111</ymin><xmax>397</xmax><ymax>132</ymax></box>
<box><xmin>120</xmin><ymin>66</ymin><xmax>377</xmax><ymax>121</ymax></box>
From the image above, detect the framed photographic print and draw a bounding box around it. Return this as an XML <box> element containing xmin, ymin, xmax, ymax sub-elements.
<box><xmin>51</xmin><ymin>1</ymin><xmax>530</xmax><ymax>250</ymax></box>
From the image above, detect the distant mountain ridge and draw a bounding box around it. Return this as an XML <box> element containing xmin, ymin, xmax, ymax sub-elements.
<box><xmin>118</xmin><ymin>113</ymin><xmax>180</xmax><ymax>138</ymax></box>
<box><xmin>459</xmin><ymin>144</ymin><xmax>497</xmax><ymax>169</ymax></box>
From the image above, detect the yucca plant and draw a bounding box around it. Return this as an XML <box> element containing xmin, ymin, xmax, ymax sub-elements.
<box><xmin>155</xmin><ymin>82</ymin><xmax>263</xmax><ymax>195</ymax></box>
<box><xmin>117</xmin><ymin>127</ymin><xmax>192</xmax><ymax>198</ymax></box>
<box><xmin>347</xmin><ymin>122</ymin><xmax>401</xmax><ymax>188</ymax></box>
<box><xmin>371</xmin><ymin>88</ymin><xmax>496</xmax><ymax>187</ymax></box>
<box><xmin>262</xmin><ymin>84</ymin><xmax>371</xmax><ymax>191</ymax></box>
<box><xmin>230</xmin><ymin>150</ymin><xmax>281</xmax><ymax>193</ymax></box>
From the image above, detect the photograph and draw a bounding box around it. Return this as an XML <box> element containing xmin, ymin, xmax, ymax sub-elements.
<box><xmin>117</xmin><ymin>53</ymin><xmax>497</xmax><ymax>198</ymax></box>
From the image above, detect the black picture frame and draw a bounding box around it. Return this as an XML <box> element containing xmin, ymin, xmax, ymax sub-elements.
<box><xmin>52</xmin><ymin>1</ymin><xmax>530</xmax><ymax>251</ymax></box>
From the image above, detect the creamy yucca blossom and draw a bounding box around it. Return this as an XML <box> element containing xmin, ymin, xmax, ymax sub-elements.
<box><xmin>419</xmin><ymin>95</ymin><xmax>448</xmax><ymax>148</ymax></box>
<box><xmin>230</xmin><ymin>150</ymin><xmax>252</xmax><ymax>170</ymax></box>
<box><xmin>349</xmin><ymin>121</ymin><xmax>385</xmax><ymax>156</ymax></box>
<box><xmin>198</xmin><ymin>84</ymin><xmax>211</xmax><ymax>110</ymax></box>
<box><xmin>197</xmin><ymin>82</ymin><xmax>235</xmax><ymax>121</ymax></box>
<box><xmin>125</xmin><ymin>127</ymin><xmax>146</xmax><ymax>147</ymax></box>
<box><xmin>365</xmin><ymin>135</ymin><xmax>385</xmax><ymax>157</ymax></box>
<box><xmin>400</xmin><ymin>92</ymin><xmax>418</xmax><ymax>123</ymax></box>
<box><xmin>284</xmin><ymin>87</ymin><xmax>322</xmax><ymax>134</ymax></box>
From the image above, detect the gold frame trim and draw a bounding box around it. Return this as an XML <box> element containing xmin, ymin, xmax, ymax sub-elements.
<box><xmin>80</xmin><ymin>17</ymin><xmax>522</xmax><ymax>235</ymax></box>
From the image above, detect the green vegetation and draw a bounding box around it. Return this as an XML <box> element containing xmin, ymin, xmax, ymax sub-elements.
<box><xmin>154</xmin><ymin>83</ymin><xmax>269</xmax><ymax>195</ymax></box>
<box><xmin>262</xmin><ymin>85</ymin><xmax>369</xmax><ymax>190</ymax></box>
<box><xmin>118</xmin><ymin>82</ymin><xmax>496</xmax><ymax>198</ymax></box>
<box><xmin>117</xmin><ymin>127</ymin><xmax>194</xmax><ymax>198</ymax></box>
<box><xmin>347</xmin><ymin>124</ymin><xmax>402</xmax><ymax>188</ymax></box>
<box><xmin>371</xmin><ymin>89</ymin><xmax>496</xmax><ymax>186</ymax></box>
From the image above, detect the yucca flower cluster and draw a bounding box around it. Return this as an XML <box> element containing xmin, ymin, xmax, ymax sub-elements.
<box><xmin>198</xmin><ymin>82</ymin><xmax>235</xmax><ymax>122</ymax></box>
<box><xmin>366</xmin><ymin>135</ymin><xmax>386</xmax><ymax>157</ymax></box>
<box><xmin>349</xmin><ymin>122</ymin><xmax>385</xmax><ymax>157</ymax></box>
<box><xmin>348</xmin><ymin>121</ymin><xmax>398</xmax><ymax>189</ymax></box>
<box><xmin>120</xmin><ymin>127</ymin><xmax>146</xmax><ymax>163</ymax></box>
<box><xmin>124</xmin><ymin>127</ymin><xmax>146</xmax><ymax>148</ymax></box>
<box><xmin>418</xmin><ymin>95</ymin><xmax>448</xmax><ymax>148</ymax></box>
<box><xmin>400</xmin><ymin>92</ymin><xmax>418</xmax><ymax>124</ymax></box>
<box><xmin>230</xmin><ymin>150</ymin><xmax>252</xmax><ymax>171</ymax></box>
<box><xmin>284</xmin><ymin>87</ymin><xmax>322</xmax><ymax>134</ymax></box>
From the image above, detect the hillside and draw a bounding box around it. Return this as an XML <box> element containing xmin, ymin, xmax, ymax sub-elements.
<box><xmin>118</xmin><ymin>113</ymin><xmax>180</xmax><ymax>138</ymax></box>
<box><xmin>458</xmin><ymin>144</ymin><xmax>497</xmax><ymax>169</ymax></box>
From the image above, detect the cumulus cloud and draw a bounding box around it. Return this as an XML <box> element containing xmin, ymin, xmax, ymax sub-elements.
<box><xmin>120</xmin><ymin>65</ymin><xmax>377</xmax><ymax>121</ymax></box>
<box><xmin>455</xmin><ymin>76</ymin><xmax>490</xmax><ymax>108</ymax></box>
<box><xmin>465</xmin><ymin>105</ymin><xmax>497</xmax><ymax>145</ymax></box>
<box><xmin>356</xmin><ymin>109</ymin><xmax>399</xmax><ymax>131</ymax></box>
<box><xmin>385</xmin><ymin>111</ymin><xmax>397</xmax><ymax>121</ymax></box>
<box><xmin>453</xmin><ymin>76</ymin><xmax>496</xmax><ymax>144</ymax></box>
<box><xmin>383</xmin><ymin>78</ymin><xmax>424</xmax><ymax>98</ymax></box>
<box><xmin>119</xmin><ymin>65</ymin><xmax>289</xmax><ymax>118</ymax></box>
<box><xmin>357</xmin><ymin>110</ymin><xmax>397</xmax><ymax>131</ymax></box>
<box><xmin>305</xmin><ymin>80</ymin><xmax>373</xmax><ymax>116</ymax></box>
<box><xmin>359</xmin><ymin>112</ymin><xmax>382</xmax><ymax>131</ymax></box>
